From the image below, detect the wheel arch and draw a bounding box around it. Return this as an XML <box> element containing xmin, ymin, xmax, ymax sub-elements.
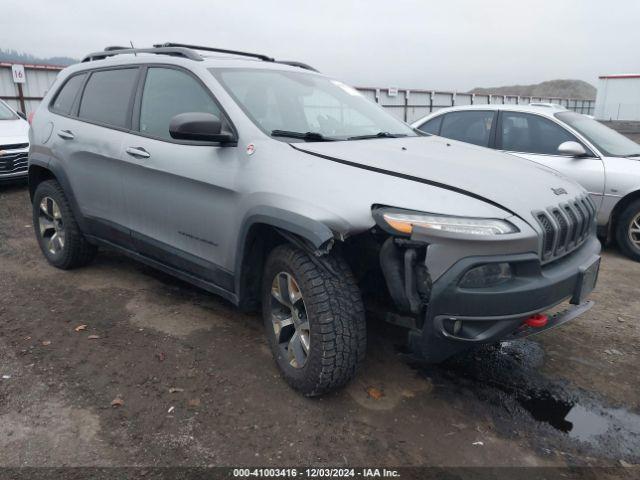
<box><xmin>608</xmin><ymin>189</ymin><xmax>640</xmax><ymax>242</ymax></box>
<box><xmin>28</xmin><ymin>161</ymin><xmax>55</xmax><ymax>201</ymax></box>
<box><xmin>234</xmin><ymin>207</ymin><xmax>335</xmax><ymax>311</ymax></box>
<box><xmin>28</xmin><ymin>159</ymin><xmax>88</xmax><ymax>233</ymax></box>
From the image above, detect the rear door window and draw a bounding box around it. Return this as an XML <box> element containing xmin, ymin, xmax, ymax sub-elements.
<box><xmin>500</xmin><ymin>112</ymin><xmax>578</xmax><ymax>155</ymax></box>
<box><xmin>417</xmin><ymin>116</ymin><xmax>442</xmax><ymax>135</ymax></box>
<box><xmin>138</xmin><ymin>67</ymin><xmax>221</xmax><ymax>140</ymax></box>
<box><xmin>51</xmin><ymin>74</ymin><xmax>86</xmax><ymax>115</ymax></box>
<box><xmin>78</xmin><ymin>68</ymin><xmax>138</xmax><ymax>128</ymax></box>
<box><xmin>440</xmin><ymin>110</ymin><xmax>495</xmax><ymax>147</ymax></box>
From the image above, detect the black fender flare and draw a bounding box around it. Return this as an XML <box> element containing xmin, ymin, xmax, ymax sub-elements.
<box><xmin>28</xmin><ymin>155</ymin><xmax>88</xmax><ymax>233</ymax></box>
<box><xmin>233</xmin><ymin>206</ymin><xmax>335</xmax><ymax>297</ymax></box>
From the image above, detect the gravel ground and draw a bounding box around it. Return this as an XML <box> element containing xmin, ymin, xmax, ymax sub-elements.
<box><xmin>0</xmin><ymin>181</ymin><xmax>639</xmax><ymax>473</ymax></box>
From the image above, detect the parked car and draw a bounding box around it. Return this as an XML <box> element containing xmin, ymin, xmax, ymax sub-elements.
<box><xmin>0</xmin><ymin>99</ymin><xmax>29</xmax><ymax>182</ymax></box>
<box><xmin>28</xmin><ymin>44</ymin><xmax>600</xmax><ymax>396</ymax></box>
<box><xmin>412</xmin><ymin>104</ymin><xmax>640</xmax><ymax>261</ymax></box>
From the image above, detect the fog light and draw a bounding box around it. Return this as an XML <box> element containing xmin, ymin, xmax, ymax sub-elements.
<box><xmin>453</xmin><ymin>319</ymin><xmax>462</xmax><ymax>335</ymax></box>
<box><xmin>444</xmin><ymin>318</ymin><xmax>463</xmax><ymax>336</ymax></box>
<box><xmin>459</xmin><ymin>263</ymin><xmax>512</xmax><ymax>288</ymax></box>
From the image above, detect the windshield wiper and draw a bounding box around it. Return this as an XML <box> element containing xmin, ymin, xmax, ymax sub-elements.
<box><xmin>347</xmin><ymin>132</ymin><xmax>408</xmax><ymax>140</ymax></box>
<box><xmin>271</xmin><ymin>130</ymin><xmax>336</xmax><ymax>142</ymax></box>
<box><xmin>626</xmin><ymin>153</ymin><xmax>640</xmax><ymax>158</ymax></box>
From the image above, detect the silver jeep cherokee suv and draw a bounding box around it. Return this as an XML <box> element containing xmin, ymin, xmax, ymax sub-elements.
<box><xmin>28</xmin><ymin>43</ymin><xmax>601</xmax><ymax>396</ymax></box>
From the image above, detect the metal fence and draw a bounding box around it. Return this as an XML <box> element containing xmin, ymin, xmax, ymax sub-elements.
<box><xmin>0</xmin><ymin>62</ymin><xmax>596</xmax><ymax>124</ymax></box>
<box><xmin>356</xmin><ymin>87</ymin><xmax>596</xmax><ymax>124</ymax></box>
<box><xmin>0</xmin><ymin>63</ymin><xmax>62</xmax><ymax>114</ymax></box>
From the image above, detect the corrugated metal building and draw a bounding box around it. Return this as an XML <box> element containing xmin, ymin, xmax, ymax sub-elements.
<box><xmin>0</xmin><ymin>62</ymin><xmax>62</xmax><ymax>114</ymax></box>
<box><xmin>594</xmin><ymin>74</ymin><xmax>640</xmax><ymax>121</ymax></box>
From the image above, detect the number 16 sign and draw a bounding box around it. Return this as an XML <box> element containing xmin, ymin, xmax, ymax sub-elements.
<box><xmin>11</xmin><ymin>64</ymin><xmax>26</xmax><ymax>84</ymax></box>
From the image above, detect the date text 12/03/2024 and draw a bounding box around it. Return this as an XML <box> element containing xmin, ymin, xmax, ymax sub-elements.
<box><xmin>232</xmin><ymin>468</ymin><xmax>401</xmax><ymax>477</ymax></box>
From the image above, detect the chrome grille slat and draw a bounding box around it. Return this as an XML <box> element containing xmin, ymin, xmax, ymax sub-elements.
<box><xmin>0</xmin><ymin>160</ymin><xmax>28</xmax><ymax>165</ymax></box>
<box><xmin>0</xmin><ymin>152</ymin><xmax>28</xmax><ymax>158</ymax></box>
<box><xmin>534</xmin><ymin>195</ymin><xmax>594</xmax><ymax>264</ymax></box>
<box><xmin>0</xmin><ymin>153</ymin><xmax>29</xmax><ymax>161</ymax></box>
<box><xmin>0</xmin><ymin>152</ymin><xmax>29</xmax><ymax>174</ymax></box>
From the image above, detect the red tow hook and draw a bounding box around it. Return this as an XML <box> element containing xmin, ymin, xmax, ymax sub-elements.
<box><xmin>524</xmin><ymin>314</ymin><xmax>548</xmax><ymax>328</ymax></box>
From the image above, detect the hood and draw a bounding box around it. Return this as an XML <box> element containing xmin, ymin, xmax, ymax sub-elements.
<box><xmin>293</xmin><ymin>135</ymin><xmax>586</xmax><ymax>223</ymax></box>
<box><xmin>0</xmin><ymin>118</ymin><xmax>29</xmax><ymax>145</ymax></box>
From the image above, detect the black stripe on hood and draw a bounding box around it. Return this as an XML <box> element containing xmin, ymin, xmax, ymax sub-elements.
<box><xmin>290</xmin><ymin>144</ymin><xmax>516</xmax><ymax>217</ymax></box>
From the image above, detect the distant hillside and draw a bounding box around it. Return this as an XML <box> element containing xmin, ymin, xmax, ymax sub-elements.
<box><xmin>0</xmin><ymin>49</ymin><xmax>77</xmax><ymax>66</ymax></box>
<box><xmin>469</xmin><ymin>79</ymin><xmax>596</xmax><ymax>100</ymax></box>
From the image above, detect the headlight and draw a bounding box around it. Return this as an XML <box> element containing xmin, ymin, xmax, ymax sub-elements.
<box><xmin>459</xmin><ymin>263</ymin><xmax>512</xmax><ymax>288</ymax></box>
<box><xmin>378</xmin><ymin>210</ymin><xmax>519</xmax><ymax>236</ymax></box>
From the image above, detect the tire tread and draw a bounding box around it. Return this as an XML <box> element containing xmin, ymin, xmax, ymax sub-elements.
<box><xmin>263</xmin><ymin>244</ymin><xmax>366</xmax><ymax>396</ymax></box>
<box><xmin>615</xmin><ymin>199</ymin><xmax>640</xmax><ymax>262</ymax></box>
<box><xmin>33</xmin><ymin>179</ymin><xmax>96</xmax><ymax>269</ymax></box>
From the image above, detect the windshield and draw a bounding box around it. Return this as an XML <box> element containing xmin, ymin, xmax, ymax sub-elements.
<box><xmin>211</xmin><ymin>68</ymin><xmax>417</xmax><ymax>141</ymax></box>
<box><xmin>556</xmin><ymin>111</ymin><xmax>640</xmax><ymax>157</ymax></box>
<box><xmin>0</xmin><ymin>101</ymin><xmax>17</xmax><ymax>120</ymax></box>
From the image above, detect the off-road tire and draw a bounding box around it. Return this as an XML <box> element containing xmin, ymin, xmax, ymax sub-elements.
<box><xmin>32</xmin><ymin>179</ymin><xmax>97</xmax><ymax>269</ymax></box>
<box><xmin>262</xmin><ymin>244</ymin><xmax>366</xmax><ymax>396</ymax></box>
<box><xmin>615</xmin><ymin>199</ymin><xmax>640</xmax><ymax>262</ymax></box>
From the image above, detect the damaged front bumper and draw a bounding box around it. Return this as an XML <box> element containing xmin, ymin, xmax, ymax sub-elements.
<box><xmin>382</xmin><ymin>233</ymin><xmax>601</xmax><ymax>363</ymax></box>
<box><xmin>412</xmin><ymin>236</ymin><xmax>600</xmax><ymax>362</ymax></box>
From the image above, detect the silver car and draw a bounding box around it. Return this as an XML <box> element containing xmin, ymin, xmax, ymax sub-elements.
<box><xmin>28</xmin><ymin>43</ymin><xmax>600</xmax><ymax>395</ymax></box>
<box><xmin>413</xmin><ymin>104</ymin><xmax>640</xmax><ymax>261</ymax></box>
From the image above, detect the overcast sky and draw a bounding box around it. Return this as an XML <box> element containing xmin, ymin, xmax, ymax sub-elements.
<box><xmin>3</xmin><ymin>0</ymin><xmax>639</xmax><ymax>91</ymax></box>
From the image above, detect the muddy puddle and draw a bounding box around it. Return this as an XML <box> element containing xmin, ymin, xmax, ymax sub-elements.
<box><xmin>406</xmin><ymin>340</ymin><xmax>640</xmax><ymax>462</ymax></box>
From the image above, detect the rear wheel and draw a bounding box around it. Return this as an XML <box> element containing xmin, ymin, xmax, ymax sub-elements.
<box><xmin>32</xmin><ymin>180</ymin><xmax>97</xmax><ymax>269</ymax></box>
<box><xmin>262</xmin><ymin>244</ymin><xmax>366</xmax><ymax>396</ymax></box>
<box><xmin>615</xmin><ymin>199</ymin><xmax>640</xmax><ymax>262</ymax></box>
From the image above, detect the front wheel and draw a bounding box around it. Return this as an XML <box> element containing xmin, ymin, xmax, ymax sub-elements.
<box><xmin>615</xmin><ymin>199</ymin><xmax>640</xmax><ymax>262</ymax></box>
<box><xmin>262</xmin><ymin>244</ymin><xmax>366</xmax><ymax>396</ymax></box>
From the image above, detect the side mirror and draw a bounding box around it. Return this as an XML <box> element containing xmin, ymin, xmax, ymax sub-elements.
<box><xmin>558</xmin><ymin>141</ymin><xmax>587</xmax><ymax>157</ymax></box>
<box><xmin>169</xmin><ymin>112</ymin><xmax>235</xmax><ymax>143</ymax></box>
<box><xmin>16</xmin><ymin>111</ymin><xmax>27</xmax><ymax>121</ymax></box>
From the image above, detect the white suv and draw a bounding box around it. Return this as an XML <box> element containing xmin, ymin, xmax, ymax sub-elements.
<box><xmin>0</xmin><ymin>99</ymin><xmax>30</xmax><ymax>182</ymax></box>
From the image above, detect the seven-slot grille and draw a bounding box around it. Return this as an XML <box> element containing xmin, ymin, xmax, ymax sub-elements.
<box><xmin>0</xmin><ymin>145</ymin><xmax>29</xmax><ymax>176</ymax></box>
<box><xmin>534</xmin><ymin>195</ymin><xmax>596</xmax><ymax>263</ymax></box>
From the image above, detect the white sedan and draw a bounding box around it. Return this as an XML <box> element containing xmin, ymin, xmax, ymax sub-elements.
<box><xmin>412</xmin><ymin>104</ymin><xmax>640</xmax><ymax>261</ymax></box>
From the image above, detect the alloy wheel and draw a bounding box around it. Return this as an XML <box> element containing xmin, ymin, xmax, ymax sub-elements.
<box><xmin>38</xmin><ymin>196</ymin><xmax>65</xmax><ymax>255</ymax></box>
<box><xmin>629</xmin><ymin>213</ymin><xmax>640</xmax><ymax>250</ymax></box>
<box><xmin>270</xmin><ymin>271</ymin><xmax>310</xmax><ymax>368</ymax></box>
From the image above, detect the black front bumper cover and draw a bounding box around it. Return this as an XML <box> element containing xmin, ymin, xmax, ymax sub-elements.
<box><xmin>408</xmin><ymin>236</ymin><xmax>601</xmax><ymax>362</ymax></box>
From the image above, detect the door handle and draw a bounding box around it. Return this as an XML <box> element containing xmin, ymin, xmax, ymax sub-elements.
<box><xmin>126</xmin><ymin>147</ymin><xmax>151</xmax><ymax>159</ymax></box>
<box><xmin>57</xmin><ymin>129</ymin><xmax>75</xmax><ymax>140</ymax></box>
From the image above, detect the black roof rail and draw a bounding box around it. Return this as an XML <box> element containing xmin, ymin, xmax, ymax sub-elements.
<box><xmin>81</xmin><ymin>47</ymin><xmax>203</xmax><ymax>63</ymax></box>
<box><xmin>154</xmin><ymin>42</ymin><xmax>319</xmax><ymax>72</ymax></box>
<box><xmin>276</xmin><ymin>61</ymin><xmax>319</xmax><ymax>72</ymax></box>
<box><xmin>154</xmin><ymin>42</ymin><xmax>275</xmax><ymax>62</ymax></box>
<box><xmin>104</xmin><ymin>46</ymin><xmax>129</xmax><ymax>51</ymax></box>
<box><xmin>82</xmin><ymin>43</ymin><xmax>320</xmax><ymax>72</ymax></box>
